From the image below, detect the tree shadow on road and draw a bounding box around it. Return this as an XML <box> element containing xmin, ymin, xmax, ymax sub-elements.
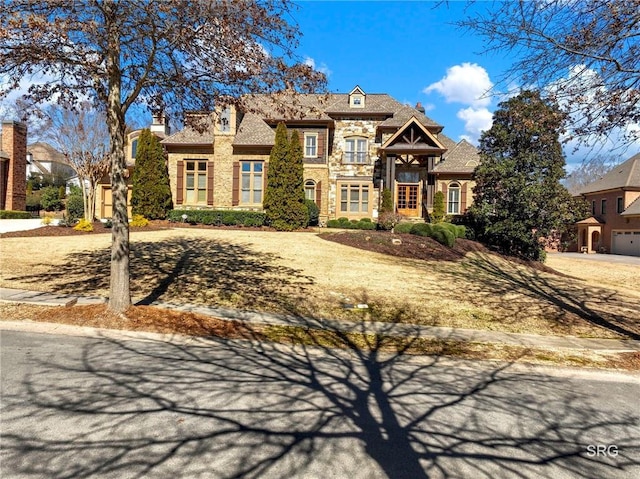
<box><xmin>2</xmin><ymin>319</ymin><xmax>639</xmax><ymax>478</ymax></box>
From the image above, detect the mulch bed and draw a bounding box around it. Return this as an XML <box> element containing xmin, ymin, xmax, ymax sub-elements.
<box><xmin>321</xmin><ymin>230</ymin><xmax>488</xmax><ymax>262</ymax></box>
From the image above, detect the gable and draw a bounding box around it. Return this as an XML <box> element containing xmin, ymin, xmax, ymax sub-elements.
<box><xmin>380</xmin><ymin>116</ymin><xmax>446</xmax><ymax>153</ymax></box>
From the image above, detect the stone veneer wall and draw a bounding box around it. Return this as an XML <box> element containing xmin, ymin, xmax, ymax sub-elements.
<box><xmin>1</xmin><ymin>121</ymin><xmax>27</xmax><ymax>211</ymax></box>
<box><xmin>327</xmin><ymin>119</ymin><xmax>381</xmax><ymax>219</ymax></box>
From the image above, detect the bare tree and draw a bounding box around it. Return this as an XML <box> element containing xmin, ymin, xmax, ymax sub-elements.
<box><xmin>564</xmin><ymin>156</ymin><xmax>622</xmax><ymax>195</ymax></box>
<box><xmin>43</xmin><ymin>103</ymin><xmax>110</xmax><ymax>222</ymax></box>
<box><xmin>458</xmin><ymin>0</ymin><xmax>640</xmax><ymax>148</ymax></box>
<box><xmin>0</xmin><ymin>1</ymin><xmax>325</xmax><ymax>314</ymax></box>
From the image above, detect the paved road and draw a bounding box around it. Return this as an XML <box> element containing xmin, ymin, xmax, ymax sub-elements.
<box><xmin>1</xmin><ymin>330</ymin><xmax>639</xmax><ymax>479</ymax></box>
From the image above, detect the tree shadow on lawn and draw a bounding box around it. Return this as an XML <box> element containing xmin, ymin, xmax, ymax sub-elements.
<box><xmin>6</xmin><ymin>236</ymin><xmax>315</xmax><ymax>312</ymax></box>
<box><xmin>2</xmin><ymin>320</ymin><xmax>639</xmax><ymax>479</ymax></box>
<box><xmin>433</xmin><ymin>252</ymin><xmax>640</xmax><ymax>340</ymax></box>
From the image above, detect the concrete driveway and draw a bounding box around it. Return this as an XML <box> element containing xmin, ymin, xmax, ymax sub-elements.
<box><xmin>550</xmin><ymin>252</ymin><xmax>640</xmax><ymax>266</ymax></box>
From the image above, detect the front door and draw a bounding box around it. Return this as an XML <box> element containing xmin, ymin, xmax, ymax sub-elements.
<box><xmin>396</xmin><ymin>183</ymin><xmax>420</xmax><ymax>217</ymax></box>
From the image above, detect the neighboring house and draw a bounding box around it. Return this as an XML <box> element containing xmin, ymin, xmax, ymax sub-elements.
<box><xmin>26</xmin><ymin>141</ymin><xmax>78</xmax><ymax>188</ymax></box>
<box><xmin>95</xmin><ymin>112</ymin><xmax>171</xmax><ymax>218</ymax></box>
<box><xmin>157</xmin><ymin>86</ymin><xmax>478</xmax><ymax>223</ymax></box>
<box><xmin>0</xmin><ymin>121</ymin><xmax>27</xmax><ymax>211</ymax></box>
<box><xmin>576</xmin><ymin>153</ymin><xmax>640</xmax><ymax>256</ymax></box>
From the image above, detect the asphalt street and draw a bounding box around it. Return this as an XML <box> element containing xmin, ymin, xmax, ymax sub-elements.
<box><xmin>1</xmin><ymin>329</ymin><xmax>639</xmax><ymax>479</ymax></box>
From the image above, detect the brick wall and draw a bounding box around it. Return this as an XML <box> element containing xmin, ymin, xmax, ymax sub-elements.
<box><xmin>1</xmin><ymin>121</ymin><xmax>27</xmax><ymax>211</ymax></box>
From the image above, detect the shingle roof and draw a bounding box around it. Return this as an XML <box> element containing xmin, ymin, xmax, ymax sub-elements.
<box><xmin>578</xmin><ymin>153</ymin><xmax>640</xmax><ymax>194</ymax></box>
<box><xmin>28</xmin><ymin>141</ymin><xmax>66</xmax><ymax>162</ymax></box>
<box><xmin>431</xmin><ymin>139</ymin><xmax>479</xmax><ymax>173</ymax></box>
<box><xmin>621</xmin><ymin>196</ymin><xmax>640</xmax><ymax>216</ymax></box>
<box><xmin>161</xmin><ymin>115</ymin><xmax>214</xmax><ymax>145</ymax></box>
<box><xmin>233</xmin><ymin>113</ymin><xmax>275</xmax><ymax>146</ymax></box>
<box><xmin>377</xmin><ymin>104</ymin><xmax>441</xmax><ymax>129</ymax></box>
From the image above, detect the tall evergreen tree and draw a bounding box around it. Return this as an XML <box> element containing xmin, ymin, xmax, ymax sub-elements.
<box><xmin>264</xmin><ymin>124</ymin><xmax>307</xmax><ymax>230</ymax></box>
<box><xmin>131</xmin><ymin>129</ymin><xmax>173</xmax><ymax>219</ymax></box>
<box><xmin>467</xmin><ymin>90</ymin><xmax>573</xmax><ymax>261</ymax></box>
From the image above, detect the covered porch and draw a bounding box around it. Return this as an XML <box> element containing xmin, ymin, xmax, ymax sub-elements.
<box><xmin>378</xmin><ymin>117</ymin><xmax>446</xmax><ymax>219</ymax></box>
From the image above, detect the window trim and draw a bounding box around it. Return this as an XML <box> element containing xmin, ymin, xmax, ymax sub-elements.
<box><xmin>240</xmin><ymin>160</ymin><xmax>264</xmax><ymax>206</ymax></box>
<box><xmin>304</xmin><ymin>133</ymin><xmax>318</xmax><ymax>158</ymax></box>
<box><xmin>304</xmin><ymin>179</ymin><xmax>316</xmax><ymax>202</ymax></box>
<box><xmin>337</xmin><ymin>181</ymin><xmax>372</xmax><ymax>217</ymax></box>
<box><xmin>617</xmin><ymin>197</ymin><xmax>624</xmax><ymax>214</ymax></box>
<box><xmin>447</xmin><ymin>182</ymin><xmax>461</xmax><ymax>215</ymax></box>
<box><xmin>183</xmin><ymin>159</ymin><xmax>208</xmax><ymax>205</ymax></box>
<box><xmin>343</xmin><ymin>137</ymin><xmax>368</xmax><ymax>164</ymax></box>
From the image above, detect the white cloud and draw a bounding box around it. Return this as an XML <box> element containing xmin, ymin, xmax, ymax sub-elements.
<box><xmin>304</xmin><ymin>56</ymin><xmax>332</xmax><ymax>77</ymax></box>
<box><xmin>456</xmin><ymin>107</ymin><xmax>493</xmax><ymax>144</ymax></box>
<box><xmin>423</xmin><ymin>63</ymin><xmax>493</xmax><ymax>107</ymax></box>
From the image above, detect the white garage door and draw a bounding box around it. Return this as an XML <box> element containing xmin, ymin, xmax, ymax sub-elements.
<box><xmin>612</xmin><ymin>231</ymin><xmax>640</xmax><ymax>257</ymax></box>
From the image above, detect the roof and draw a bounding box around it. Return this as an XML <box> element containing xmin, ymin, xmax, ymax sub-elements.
<box><xmin>621</xmin><ymin>196</ymin><xmax>640</xmax><ymax>217</ymax></box>
<box><xmin>28</xmin><ymin>141</ymin><xmax>66</xmax><ymax>163</ymax></box>
<box><xmin>231</xmin><ymin>90</ymin><xmax>442</xmax><ymax>147</ymax></box>
<box><xmin>161</xmin><ymin>115</ymin><xmax>214</xmax><ymax>146</ymax></box>
<box><xmin>431</xmin><ymin>139</ymin><xmax>480</xmax><ymax>173</ymax></box>
<box><xmin>233</xmin><ymin>113</ymin><xmax>276</xmax><ymax>146</ymax></box>
<box><xmin>578</xmin><ymin>153</ymin><xmax>640</xmax><ymax>194</ymax></box>
<box><xmin>576</xmin><ymin>216</ymin><xmax>604</xmax><ymax>225</ymax></box>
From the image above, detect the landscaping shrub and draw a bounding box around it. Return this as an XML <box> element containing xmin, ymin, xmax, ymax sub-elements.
<box><xmin>65</xmin><ymin>189</ymin><xmax>85</xmax><ymax>222</ymax></box>
<box><xmin>168</xmin><ymin>209</ymin><xmax>266</xmax><ymax>227</ymax></box>
<box><xmin>73</xmin><ymin>218</ymin><xmax>93</xmax><ymax>232</ymax></box>
<box><xmin>377</xmin><ymin>211</ymin><xmax>402</xmax><ymax>231</ymax></box>
<box><xmin>305</xmin><ymin>199</ymin><xmax>319</xmax><ymax>226</ymax></box>
<box><xmin>380</xmin><ymin>188</ymin><xmax>393</xmax><ymax>213</ymax></box>
<box><xmin>393</xmin><ymin>222</ymin><xmax>414</xmax><ymax>234</ymax></box>
<box><xmin>0</xmin><ymin>210</ymin><xmax>32</xmax><ymax>219</ymax></box>
<box><xmin>432</xmin><ymin>191</ymin><xmax>445</xmax><ymax>223</ymax></box>
<box><xmin>410</xmin><ymin>223</ymin><xmax>433</xmax><ymax>237</ymax></box>
<box><xmin>26</xmin><ymin>192</ymin><xmax>42</xmax><ymax>213</ymax></box>
<box><xmin>431</xmin><ymin>225</ymin><xmax>456</xmax><ymax>247</ymax></box>
<box><xmin>41</xmin><ymin>186</ymin><xmax>63</xmax><ymax>211</ymax></box>
<box><xmin>454</xmin><ymin>225</ymin><xmax>466</xmax><ymax>239</ymax></box>
<box><xmin>326</xmin><ymin>218</ymin><xmax>375</xmax><ymax>230</ymax></box>
<box><xmin>130</xmin><ymin>214</ymin><xmax>149</xmax><ymax>227</ymax></box>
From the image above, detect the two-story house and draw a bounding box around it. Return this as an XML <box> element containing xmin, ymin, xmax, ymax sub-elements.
<box><xmin>576</xmin><ymin>153</ymin><xmax>640</xmax><ymax>256</ymax></box>
<box><xmin>159</xmin><ymin>86</ymin><xmax>478</xmax><ymax>223</ymax></box>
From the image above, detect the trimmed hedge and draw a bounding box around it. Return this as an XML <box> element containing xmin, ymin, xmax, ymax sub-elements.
<box><xmin>168</xmin><ymin>209</ymin><xmax>266</xmax><ymax>227</ymax></box>
<box><xmin>392</xmin><ymin>222</ymin><xmax>414</xmax><ymax>234</ymax></box>
<box><xmin>408</xmin><ymin>222</ymin><xmax>461</xmax><ymax>247</ymax></box>
<box><xmin>326</xmin><ymin>217</ymin><xmax>376</xmax><ymax>230</ymax></box>
<box><xmin>0</xmin><ymin>210</ymin><xmax>32</xmax><ymax>219</ymax></box>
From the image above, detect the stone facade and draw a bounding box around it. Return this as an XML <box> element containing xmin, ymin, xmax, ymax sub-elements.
<box><xmin>0</xmin><ymin>121</ymin><xmax>27</xmax><ymax>211</ymax></box>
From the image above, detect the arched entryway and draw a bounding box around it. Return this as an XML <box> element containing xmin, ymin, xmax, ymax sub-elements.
<box><xmin>591</xmin><ymin>231</ymin><xmax>601</xmax><ymax>251</ymax></box>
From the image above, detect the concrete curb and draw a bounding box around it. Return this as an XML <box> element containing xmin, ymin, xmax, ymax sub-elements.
<box><xmin>1</xmin><ymin>287</ymin><xmax>639</xmax><ymax>353</ymax></box>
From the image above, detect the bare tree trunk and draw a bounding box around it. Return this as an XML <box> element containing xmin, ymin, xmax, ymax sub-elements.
<box><xmin>87</xmin><ymin>180</ymin><xmax>97</xmax><ymax>222</ymax></box>
<box><xmin>105</xmin><ymin>4</ymin><xmax>130</xmax><ymax>314</ymax></box>
<box><xmin>80</xmin><ymin>179</ymin><xmax>90</xmax><ymax>222</ymax></box>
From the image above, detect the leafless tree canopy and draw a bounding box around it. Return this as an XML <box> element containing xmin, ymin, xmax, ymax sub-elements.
<box><xmin>0</xmin><ymin>0</ymin><xmax>326</xmax><ymax>313</ymax></box>
<box><xmin>458</xmin><ymin>0</ymin><xmax>640</xmax><ymax>147</ymax></box>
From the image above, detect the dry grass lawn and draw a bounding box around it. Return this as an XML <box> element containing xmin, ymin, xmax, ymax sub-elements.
<box><xmin>1</xmin><ymin>228</ymin><xmax>639</xmax><ymax>339</ymax></box>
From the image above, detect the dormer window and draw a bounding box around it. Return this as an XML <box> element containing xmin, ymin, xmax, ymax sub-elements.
<box><xmin>349</xmin><ymin>86</ymin><xmax>366</xmax><ymax>109</ymax></box>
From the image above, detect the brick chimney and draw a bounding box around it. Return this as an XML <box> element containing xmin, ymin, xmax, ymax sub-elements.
<box><xmin>150</xmin><ymin>111</ymin><xmax>171</xmax><ymax>136</ymax></box>
<box><xmin>415</xmin><ymin>102</ymin><xmax>426</xmax><ymax>115</ymax></box>
<box><xmin>0</xmin><ymin>121</ymin><xmax>27</xmax><ymax>211</ymax></box>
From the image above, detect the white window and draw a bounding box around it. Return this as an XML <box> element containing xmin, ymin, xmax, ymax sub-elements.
<box><xmin>241</xmin><ymin>161</ymin><xmax>263</xmax><ymax>204</ymax></box>
<box><xmin>344</xmin><ymin>138</ymin><xmax>367</xmax><ymax>163</ymax></box>
<box><xmin>304</xmin><ymin>180</ymin><xmax>316</xmax><ymax>201</ymax></box>
<box><xmin>304</xmin><ymin>133</ymin><xmax>317</xmax><ymax>158</ymax></box>
<box><xmin>447</xmin><ymin>182</ymin><xmax>461</xmax><ymax>215</ymax></box>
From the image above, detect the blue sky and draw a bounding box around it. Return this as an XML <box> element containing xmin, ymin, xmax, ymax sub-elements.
<box><xmin>292</xmin><ymin>1</ymin><xmax>640</xmax><ymax>168</ymax></box>
<box><xmin>293</xmin><ymin>1</ymin><xmax>510</xmax><ymax>144</ymax></box>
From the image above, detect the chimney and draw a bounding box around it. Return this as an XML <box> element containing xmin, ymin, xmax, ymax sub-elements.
<box><xmin>150</xmin><ymin>111</ymin><xmax>171</xmax><ymax>136</ymax></box>
<box><xmin>0</xmin><ymin>121</ymin><xmax>27</xmax><ymax>211</ymax></box>
<box><xmin>415</xmin><ymin>102</ymin><xmax>426</xmax><ymax>115</ymax></box>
